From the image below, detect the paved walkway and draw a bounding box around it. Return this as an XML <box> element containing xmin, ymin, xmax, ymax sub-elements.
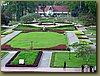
<box><xmin>75</xmin><ymin>25</ymin><xmax>87</xmax><ymax>31</ymax></box>
<box><xmin>65</xmin><ymin>31</ymin><xmax>79</xmax><ymax>45</ymax></box>
<box><xmin>38</xmin><ymin>51</ymin><xmax>52</xmax><ymax>67</ymax></box>
<box><xmin>1</xmin><ymin>31</ymin><xmax>22</xmax><ymax>45</ymax></box>
<box><xmin>1</xmin><ymin>51</ymin><xmax>17</xmax><ymax>67</ymax></box>
<box><xmin>1</xmin><ymin>67</ymin><xmax>92</xmax><ymax>72</ymax></box>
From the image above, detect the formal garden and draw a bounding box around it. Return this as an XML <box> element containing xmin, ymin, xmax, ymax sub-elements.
<box><xmin>1</xmin><ymin>1</ymin><xmax>96</xmax><ymax>72</ymax></box>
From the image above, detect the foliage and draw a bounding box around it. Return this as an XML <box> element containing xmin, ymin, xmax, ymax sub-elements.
<box><xmin>8</xmin><ymin>21</ymin><xmax>18</xmax><ymax>26</ymax></box>
<box><xmin>2</xmin><ymin>29</ymin><xmax>14</xmax><ymax>35</ymax></box>
<box><xmin>75</xmin><ymin>45</ymin><xmax>96</xmax><ymax>64</ymax></box>
<box><xmin>74</xmin><ymin>30</ymin><xmax>82</xmax><ymax>34</ymax></box>
<box><xmin>1</xmin><ymin>14</ymin><xmax>9</xmax><ymax>25</ymax></box>
<box><xmin>20</xmin><ymin>13</ymin><xmax>40</xmax><ymax>23</ymax></box>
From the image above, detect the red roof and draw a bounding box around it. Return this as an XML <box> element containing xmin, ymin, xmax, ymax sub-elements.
<box><xmin>36</xmin><ymin>6</ymin><xmax>69</xmax><ymax>12</ymax></box>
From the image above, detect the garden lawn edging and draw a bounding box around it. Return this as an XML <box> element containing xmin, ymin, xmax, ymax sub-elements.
<box><xmin>5</xmin><ymin>51</ymin><xmax>43</xmax><ymax>67</ymax></box>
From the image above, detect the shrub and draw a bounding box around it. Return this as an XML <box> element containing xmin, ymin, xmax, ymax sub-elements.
<box><xmin>8</xmin><ymin>21</ymin><xmax>18</xmax><ymax>26</ymax></box>
<box><xmin>2</xmin><ymin>29</ymin><xmax>14</xmax><ymax>35</ymax></box>
<box><xmin>78</xmin><ymin>36</ymin><xmax>88</xmax><ymax>39</ymax></box>
<box><xmin>20</xmin><ymin>13</ymin><xmax>41</xmax><ymax>23</ymax></box>
<box><xmin>74</xmin><ymin>30</ymin><xmax>81</xmax><ymax>34</ymax></box>
<box><xmin>1</xmin><ymin>35</ymin><xmax>5</xmax><ymax>38</ymax></box>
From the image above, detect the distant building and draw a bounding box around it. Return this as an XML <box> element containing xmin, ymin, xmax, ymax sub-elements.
<box><xmin>35</xmin><ymin>5</ymin><xmax>71</xmax><ymax>16</ymax></box>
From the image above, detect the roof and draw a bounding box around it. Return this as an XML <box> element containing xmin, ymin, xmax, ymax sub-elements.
<box><xmin>36</xmin><ymin>6</ymin><xmax>69</xmax><ymax>12</ymax></box>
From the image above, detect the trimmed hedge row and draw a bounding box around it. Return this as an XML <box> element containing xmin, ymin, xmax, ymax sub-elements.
<box><xmin>2</xmin><ymin>29</ymin><xmax>14</xmax><ymax>35</ymax></box>
<box><xmin>22</xmin><ymin>30</ymin><xmax>65</xmax><ymax>34</ymax></box>
<box><xmin>6</xmin><ymin>51</ymin><xmax>42</xmax><ymax>67</ymax></box>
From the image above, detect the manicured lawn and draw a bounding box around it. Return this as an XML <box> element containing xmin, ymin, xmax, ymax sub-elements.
<box><xmin>1</xmin><ymin>52</ymin><xmax>8</xmax><ymax>59</ymax></box>
<box><xmin>47</xmin><ymin>25</ymin><xmax>75</xmax><ymax>31</ymax></box>
<box><xmin>87</xmin><ymin>35</ymin><xmax>96</xmax><ymax>38</ymax></box>
<box><xmin>86</xmin><ymin>27</ymin><xmax>96</xmax><ymax>30</ymax></box>
<box><xmin>14</xmin><ymin>25</ymin><xmax>42</xmax><ymax>30</ymax></box>
<box><xmin>10</xmin><ymin>51</ymin><xmax>39</xmax><ymax>65</ymax></box>
<box><xmin>7</xmin><ymin>32</ymin><xmax>67</xmax><ymax>49</ymax></box>
<box><xmin>91</xmin><ymin>40</ymin><xmax>96</xmax><ymax>43</ymax></box>
<box><xmin>50</xmin><ymin>52</ymin><xmax>96</xmax><ymax>68</ymax></box>
<box><xmin>84</xmin><ymin>30</ymin><xmax>96</xmax><ymax>34</ymax></box>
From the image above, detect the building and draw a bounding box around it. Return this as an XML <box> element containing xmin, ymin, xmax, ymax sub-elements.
<box><xmin>35</xmin><ymin>5</ymin><xmax>71</xmax><ymax>16</ymax></box>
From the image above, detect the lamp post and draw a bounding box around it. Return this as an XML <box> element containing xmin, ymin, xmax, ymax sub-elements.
<box><xmin>67</xmin><ymin>47</ymin><xmax>71</xmax><ymax>60</ymax></box>
<box><xmin>30</xmin><ymin>41</ymin><xmax>33</xmax><ymax>50</ymax></box>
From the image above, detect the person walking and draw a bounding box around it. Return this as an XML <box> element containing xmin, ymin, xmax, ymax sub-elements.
<box><xmin>85</xmin><ymin>64</ymin><xmax>88</xmax><ymax>72</ymax></box>
<box><xmin>93</xmin><ymin>66</ymin><xmax>96</xmax><ymax>72</ymax></box>
<box><xmin>90</xmin><ymin>66</ymin><xmax>93</xmax><ymax>72</ymax></box>
<box><xmin>81</xmin><ymin>64</ymin><xmax>84</xmax><ymax>72</ymax></box>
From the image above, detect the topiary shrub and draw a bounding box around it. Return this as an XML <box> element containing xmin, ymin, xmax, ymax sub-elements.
<box><xmin>8</xmin><ymin>21</ymin><xmax>18</xmax><ymax>26</ymax></box>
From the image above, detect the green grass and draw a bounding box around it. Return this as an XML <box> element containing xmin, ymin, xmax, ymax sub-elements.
<box><xmin>91</xmin><ymin>40</ymin><xmax>96</xmax><ymax>43</ymax></box>
<box><xmin>87</xmin><ymin>35</ymin><xmax>96</xmax><ymax>38</ymax></box>
<box><xmin>86</xmin><ymin>27</ymin><xmax>96</xmax><ymax>30</ymax></box>
<box><xmin>84</xmin><ymin>30</ymin><xmax>96</xmax><ymax>34</ymax></box>
<box><xmin>47</xmin><ymin>25</ymin><xmax>75</xmax><ymax>31</ymax></box>
<box><xmin>50</xmin><ymin>52</ymin><xmax>96</xmax><ymax>68</ymax></box>
<box><xmin>7</xmin><ymin>32</ymin><xmax>67</xmax><ymax>49</ymax></box>
<box><xmin>10</xmin><ymin>51</ymin><xmax>39</xmax><ymax>65</ymax></box>
<box><xmin>14</xmin><ymin>25</ymin><xmax>42</xmax><ymax>30</ymax></box>
<box><xmin>1</xmin><ymin>52</ymin><xmax>8</xmax><ymax>59</ymax></box>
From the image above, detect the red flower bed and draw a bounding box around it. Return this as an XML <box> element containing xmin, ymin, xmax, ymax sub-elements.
<box><xmin>1</xmin><ymin>44</ymin><xmax>25</xmax><ymax>50</ymax></box>
<box><xmin>34</xmin><ymin>44</ymin><xmax>66</xmax><ymax>50</ymax></box>
<box><xmin>50</xmin><ymin>30</ymin><xmax>64</xmax><ymax>34</ymax></box>
<box><xmin>1</xmin><ymin>44</ymin><xmax>66</xmax><ymax>51</ymax></box>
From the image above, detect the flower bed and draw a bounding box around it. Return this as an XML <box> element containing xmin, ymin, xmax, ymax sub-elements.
<box><xmin>6</xmin><ymin>51</ymin><xmax>42</xmax><ymax>67</ymax></box>
<box><xmin>34</xmin><ymin>44</ymin><xmax>67</xmax><ymax>50</ymax></box>
<box><xmin>1</xmin><ymin>44</ymin><xmax>66</xmax><ymax>50</ymax></box>
<box><xmin>1</xmin><ymin>44</ymin><xmax>25</xmax><ymax>50</ymax></box>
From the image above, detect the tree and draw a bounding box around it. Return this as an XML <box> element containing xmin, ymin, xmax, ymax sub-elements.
<box><xmin>20</xmin><ymin>13</ymin><xmax>40</xmax><ymax>23</ymax></box>
<box><xmin>75</xmin><ymin>45</ymin><xmax>96</xmax><ymax>64</ymax></box>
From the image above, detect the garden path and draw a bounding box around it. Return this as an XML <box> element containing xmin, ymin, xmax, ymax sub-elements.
<box><xmin>1</xmin><ymin>51</ymin><xmax>17</xmax><ymax>67</ymax></box>
<box><xmin>38</xmin><ymin>51</ymin><xmax>52</xmax><ymax>67</ymax></box>
<box><xmin>65</xmin><ymin>31</ymin><xmax>79</xmax><ymax>45</ymax></box>
<box><xmin>1</xmin><ymin>31</ymin><xmax>22</xmax><ymax>45</ymax></box>
<box><xmin>1</xmin><ymin>67</ymin><xmax>91</xmax><ymax>72</ymax></box>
